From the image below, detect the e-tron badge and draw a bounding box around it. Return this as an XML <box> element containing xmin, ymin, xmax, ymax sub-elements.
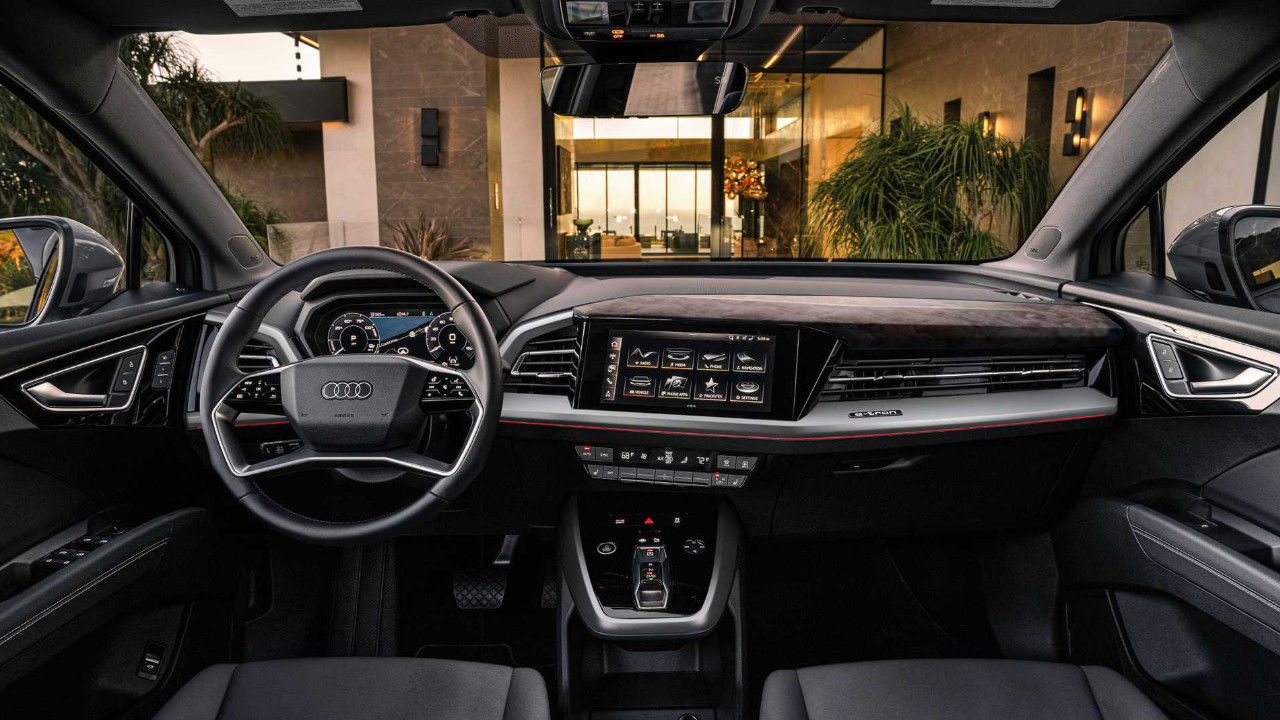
<box><xmin>848</xmin><ymin>409</ymin><xmax>902</xmax><ymax>418</ymax></box>
<box><xmin>321</xmin><ymin>381</ymin><xmax>373</xmax><ymax>400</ymax></box>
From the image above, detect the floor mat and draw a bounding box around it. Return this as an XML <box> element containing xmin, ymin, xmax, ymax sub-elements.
<box><xmin>397</xmin><ymin>535</ymin><xmax>557</xmax><ymax>679</ymax></box>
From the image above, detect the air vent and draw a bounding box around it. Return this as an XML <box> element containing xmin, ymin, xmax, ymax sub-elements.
<box><xmin>238</xmin><ymin>339</ymin><xmax>280</xmax><ymax>372</ymax></box>
<box><xmin>820</xmin><ymin>353</ymin><xmax>1089</xmax><ymax>402</ymax></box>
<box><xmin>506</xmin><ymin>331</ymin><xmax>580</xmax><ymax>396</ymax></box>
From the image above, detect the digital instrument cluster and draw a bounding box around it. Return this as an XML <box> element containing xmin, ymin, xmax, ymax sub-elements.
<box><xmin>321</xmin><ymin>307</ymin><xmax>474</xmax><ymax>368</ymax></box>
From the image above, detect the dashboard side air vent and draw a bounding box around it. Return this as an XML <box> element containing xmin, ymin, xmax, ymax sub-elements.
<box><xmin>820</xmin><ymin>352</ymin><xmax>1089</xmax><ymax>402</ymax></box>
<box><xmin>238</xmin><ymin>339</ymin><xmax>280</xmax><ymax>373</ymax></box>
<box><xmin>506</xmin><ymin>330</ymin><xmax>580</xmax><ymax>397</ymax></box>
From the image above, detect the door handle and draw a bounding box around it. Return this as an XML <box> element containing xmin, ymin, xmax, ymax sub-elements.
<box><xmin>1188</xmin><ymin>366</ymin><xmax>1273</xmax><ymax>395</ymax></box>
<box><xmin>24</xmin><ymin>381</ymin><xmax>108</xmax><ymax>408</ymax></box>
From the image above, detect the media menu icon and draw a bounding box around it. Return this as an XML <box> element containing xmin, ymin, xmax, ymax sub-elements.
<box><xmin>662</xmin><ymin>347</ymin><xmax>694</xmax><ymax>370</ymax></box>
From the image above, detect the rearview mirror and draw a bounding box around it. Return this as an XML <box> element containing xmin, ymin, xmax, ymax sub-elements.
<box><xmin>540</xmin><ymin>62</ymin><xmax>748</xmax><ymax>118</ymax></box>
<box><xmin>1169</xmin><ymin>205</ymin><xmax>1280</xmax><ymax>312</ymax></box>
<box><xmin>0</xmin><ymin>217</ymin><xmax>122</xmax><ymax>327</ymax></box>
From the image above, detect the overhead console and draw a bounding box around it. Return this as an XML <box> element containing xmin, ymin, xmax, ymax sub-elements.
<box><xmin>520</xmin><ymin>0</ymin><xmax>769</xmax><ymax>44</ymax></box>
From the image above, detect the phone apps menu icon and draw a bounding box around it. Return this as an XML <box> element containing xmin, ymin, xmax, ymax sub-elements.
<box><xmin>659</xmin><ymin>374</ymin><xmax>692</xmax><ymax>400</ymax></box>
<box><xmin>694</xmin><ymin>375</ymin><xmax>727</xmax><ymax>402</ymax></box>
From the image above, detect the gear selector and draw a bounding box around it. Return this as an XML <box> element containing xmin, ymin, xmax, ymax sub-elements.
<box><xmin>633</xmin><ymin>543</ymin><xmax>670</xmax><ymax>609</ymax></box>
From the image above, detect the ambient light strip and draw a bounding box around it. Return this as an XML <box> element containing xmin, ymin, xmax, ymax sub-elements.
<box><xmin>498</xmin><ymin>412</ymin><xmax>1111</xmax><ymax>442</ymax></box>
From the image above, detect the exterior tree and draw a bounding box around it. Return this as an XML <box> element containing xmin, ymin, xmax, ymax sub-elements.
<box><xmin>808</xmin><ymin>105</ymin><xmax>1051</xmax><ymax>261</ymax></box>
<box><xmin>0</xmin><ymin>32</ymin><xmax>289</xmax><ymax>257</ymax></box>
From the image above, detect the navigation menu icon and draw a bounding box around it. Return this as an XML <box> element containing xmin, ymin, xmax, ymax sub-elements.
<box><xmin>733</xmin><ymin>350</ymin><xmax>766</xmax><ymax>373</ymax></box>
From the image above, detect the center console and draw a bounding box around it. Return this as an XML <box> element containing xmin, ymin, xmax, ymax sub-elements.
<box><xmin>558</xmin><ymin>495</ymin><xmax>745</xmax><ymax>720</ymax></box>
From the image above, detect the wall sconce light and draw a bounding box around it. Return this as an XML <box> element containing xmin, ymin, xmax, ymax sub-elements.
<box><xmin>420</xmin><ymin>108</ymin><xmax>440</xmax><ymax>166</ymax></box>
<box><xmin>977</xmin><ymin>111</ymin><xmax>994</xmax><ymax>136</ymax></box>
<box><xmin>1062</xmin><ymin>87</ymin><xmax>1090</xmax><ymax>156</ymax></box>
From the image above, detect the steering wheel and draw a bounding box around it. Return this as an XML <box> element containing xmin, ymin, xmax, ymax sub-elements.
<box><xmin>199</xmin><ymin>247</ymin><xmax>502</xmax><ymax>546</ymax></box>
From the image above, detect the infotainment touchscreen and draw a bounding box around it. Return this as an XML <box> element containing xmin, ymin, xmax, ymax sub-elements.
<box><xmin>599</xmin><ymin>330</ymin><xmax>777</xmax><ymax>413</ymax></box>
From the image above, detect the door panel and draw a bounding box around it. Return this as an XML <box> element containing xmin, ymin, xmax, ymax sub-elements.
<box><xmin>1060</xmin><ymin>277</ymin><xmax>1280</xmax><ymax>719</ymax></box>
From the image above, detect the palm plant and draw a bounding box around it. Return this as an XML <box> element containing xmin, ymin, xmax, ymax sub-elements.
<box><xmin>0</xmin><ymin>33</ymin><xmax>289</xmax><ymax>255</ymax></box>
<box><xmin>385</xmin><ymin>213</ymin><xmax>487</xmax><ymax>260</ymax></box>
<box><xmin>808</xmin><ymin>105</ymin><xmax>1050</xmax><ymax>261</ymax></box>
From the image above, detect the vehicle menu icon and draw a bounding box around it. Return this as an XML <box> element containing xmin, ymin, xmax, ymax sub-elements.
<box><xmin>624</xmin><ymin>374</ymin><xmax>656</xmax><ymax>397</ymax></box>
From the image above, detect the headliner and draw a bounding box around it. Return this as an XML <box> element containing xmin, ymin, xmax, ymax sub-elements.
<box><xmin>58</xmin><ymin>0</ymin><xmax>1206</xmax><ymax>34</ymax></box>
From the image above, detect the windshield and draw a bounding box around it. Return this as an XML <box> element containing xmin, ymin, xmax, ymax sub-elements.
<box><xmin>22</xmin><ymin>17</ymin><xmax>1172</xmax><ymax>265</ymax></box>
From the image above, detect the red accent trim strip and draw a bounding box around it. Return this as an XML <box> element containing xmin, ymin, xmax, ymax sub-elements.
<box><xmin>498</xmin><ymin>413</ymin><xmax>1110</xmax><ymax>442</ymax></box>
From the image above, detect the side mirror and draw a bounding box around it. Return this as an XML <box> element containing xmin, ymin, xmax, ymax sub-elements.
<box><xmin>540</xmin><ymin>61</ymin><xmax>748</xmax><ymax>118</ymax></box>
<box><xmin>1168</xmin><ymin>205</ymin><xmax>1280</xmax><ymax>312</ymax></box>
<box><xmin>0</xmin><ymin>216</ymin><xmax>123</xmax><ymax>327</ymax></box>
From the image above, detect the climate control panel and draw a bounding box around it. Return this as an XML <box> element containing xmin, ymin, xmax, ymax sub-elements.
<box><xmin>575</xmin><ymin>444</ymin><xmax>759</xmax><ymax>488</ymax></box>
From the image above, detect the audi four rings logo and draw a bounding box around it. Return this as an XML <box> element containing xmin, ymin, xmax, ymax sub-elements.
<box><xmin>321</xmin><ymin>381</ymin><xmax>373</xmax><ymax>400</ymax></box>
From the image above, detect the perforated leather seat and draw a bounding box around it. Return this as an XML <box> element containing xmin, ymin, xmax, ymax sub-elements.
<box><xmin>154</xmin><ymin>657</ymin><xmax>550</xmax><ymax>720</ymax></box>
<box><xmin>761</xmin><ymin>659</ymin><xmax>1168</xmax><ymax>720</ymax></box>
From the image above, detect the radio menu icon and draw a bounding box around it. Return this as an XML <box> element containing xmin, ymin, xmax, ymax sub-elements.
<box><xmin>627</xmin><ymin>347</ymin><xmax>659</xmax><ymax>368</ymax></box>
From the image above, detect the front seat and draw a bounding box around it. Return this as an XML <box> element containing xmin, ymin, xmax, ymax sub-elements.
<box><xmin>154</xmin><ymin>657</ymin><xmax>550</xmax><ymax>720</ymax></box>
<box><xmin>761</xmin><ymin>659</ymin><xmax>1168</xmax><ymax>720</ymax></box>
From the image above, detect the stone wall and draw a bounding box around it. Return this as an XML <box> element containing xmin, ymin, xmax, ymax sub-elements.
<box><xmin>369</xmin><ymin>24</ymin><xmax>497</xmax><ymax>253</ymax></box>
<box><xmin>213</xmin><ymin>128</ymin><xmax>328</xmax><ymax>223</ymax></box>
<box><xmin>882</xmin><ymin>20</ymin><xmax>1171</xmax><ymax>190</ymax></box>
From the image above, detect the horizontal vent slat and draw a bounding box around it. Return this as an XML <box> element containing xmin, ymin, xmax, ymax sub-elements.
<box><xmin>505</xmin><ymin>331</ymin><xmax>580</xmax><ymax>398</ymax></box>
<box><xmin>238</xmin><ymin>340</ymin><xmax>280</xmax><ymax>372</ymax></box>
<box><xmin>820</xmin><ymin>353</ymin><xmax>1088</xmax><ymax>402</ymax></box>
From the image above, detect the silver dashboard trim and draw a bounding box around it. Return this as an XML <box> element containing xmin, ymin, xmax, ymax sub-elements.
<box><xmin>20</xmin><ymin>345</ymin><xmax>148</xmax><ymax>413</ymax></box>
<box><xmin>500</xmin><ymin>386</ymin><xmax>1116</xmax><ymax>442</ymax></box>
<box><xmin>498</xmin><ymin>310</ymin><xmax>575</xmax><ymax>366</ymax></box>
<box><xmin>1089</xmin><ymin>305</ymin><xmax>1280</xmax><ymax>411</ymax></box>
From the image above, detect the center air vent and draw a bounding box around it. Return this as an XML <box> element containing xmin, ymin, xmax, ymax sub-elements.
<box><xmin>238</xmin><ymin>339</ymin><xmax>280</xmax><ymax>372</ymax></box>
<box><xmin>820</xmin><ymin>353</ymin><xmax>1089</xmax><ymax>402</ymax></box>
<box><xmin>506</xmin><ymin>331</ymin><xmax>580</xmax><ymax>397</ymax></box>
